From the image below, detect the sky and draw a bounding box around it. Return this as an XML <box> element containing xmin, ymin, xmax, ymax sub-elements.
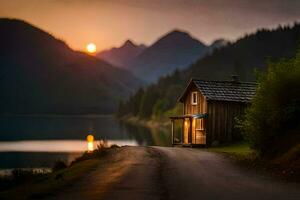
<box><xmin>1</xmin><ymin>0</ymin><xmax>300</xmax><ymax>51</ymax></box>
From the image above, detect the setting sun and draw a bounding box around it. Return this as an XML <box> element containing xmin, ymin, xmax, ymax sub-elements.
<box><xmin>86</xmin><ymin>43</ymin><xmax>97</xmax><ymax>53</ymax></box>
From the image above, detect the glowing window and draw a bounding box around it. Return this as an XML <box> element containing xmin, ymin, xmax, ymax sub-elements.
<box><xmin>191</xmin><ymin>92</ymin><xmax>198</xmax><ymax>105</ymax></box>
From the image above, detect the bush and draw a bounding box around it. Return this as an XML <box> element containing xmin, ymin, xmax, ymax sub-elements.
<box><xmin>52</xmin><ymin>160</ymin><xmax>67</xmax><ymax>172</ymax></box>
<box><xmin>241</xmin><ymin>50</ymin><xmax>300</xmax><ymax>156</ymax></box>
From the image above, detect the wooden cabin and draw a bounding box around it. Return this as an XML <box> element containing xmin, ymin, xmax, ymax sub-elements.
<box><xmin>170</xmin><ymin>77</ymin><xmax>257</xmax><ymax>146</ymax></box>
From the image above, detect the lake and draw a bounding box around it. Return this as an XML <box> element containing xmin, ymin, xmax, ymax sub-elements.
<box><xmin>0</xmin><ymin>115</ymin><xmax>171</xmax><ymax>171</ymax></box>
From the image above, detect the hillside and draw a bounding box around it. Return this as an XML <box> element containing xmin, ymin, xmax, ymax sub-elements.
<box><xmin>0</xmin><ymin>18</ymin><xmax>142</xmax><ymax>114</ymax></box>
<box><xmin>97</xmin><ymin>40</ymin><xmax>146</xmax><ymax>68</ymax></box>
<box><xmin>118</xmin><ymin>23</ymin><xmax>300</xmax><ymax>118</ymax></box>
<box><xmin>126</xmin><ymin>30</ymin><xmax>209</xmax><ymax>83</ymax></box>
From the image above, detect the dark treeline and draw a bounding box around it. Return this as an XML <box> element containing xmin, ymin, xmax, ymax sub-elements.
<box><xmin>118</xmin><ymin>23</ymin><xmax>300</xmax><ymax>119</ymax></box>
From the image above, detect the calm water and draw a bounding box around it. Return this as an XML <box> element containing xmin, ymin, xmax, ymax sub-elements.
<box><xmin>0</xmin><ymin>115</ymin><xmax>171</xmax><ymax>170</ymax></box>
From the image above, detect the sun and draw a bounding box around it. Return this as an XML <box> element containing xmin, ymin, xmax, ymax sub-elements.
<box><xmin>86</xmin><ymin>43</ymin><xmax>97</xmax><ymax>53</ymax></box>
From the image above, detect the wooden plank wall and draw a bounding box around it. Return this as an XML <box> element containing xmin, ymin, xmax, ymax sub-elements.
<box><xmin>183</xmin><ymin>83</ymin><xmax>207</xmax><ymax>144</ymax></box>
<box><xmin>206</xmin><ymin>101</ymin><xmax>247</xmax><ymax>145</ymax></box>
<box><xmin>184</xmin><ymin>86</ymin><xmax>207</xmax><ymax>114</ymax></box>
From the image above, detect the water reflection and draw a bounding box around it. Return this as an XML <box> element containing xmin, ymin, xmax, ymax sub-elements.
<box><xmin>0</xmin><ymin>115</ymin><xmax>171</xmax><ymax>146</ymax></box>
<box><xmin>0</xmin><ymin>152</ymin><xmax>81</xmax><ymax>169</ymax></box>
<box><xmin>120</xmin><ymin>122</ymin><xmax>171</xmax><ymax>146</ymax></box>
<box><xmin>0</xmin><ymin>115</ymin><xmax>171</xmax><ymax>169</ymax></box>
<box><xmin>0</xmin><ymin>140</ymin><xmax>138</xmax><ymax>152</ymax></box>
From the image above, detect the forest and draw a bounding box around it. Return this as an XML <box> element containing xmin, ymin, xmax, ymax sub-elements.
<box><xmin>118</xmin><ymin>23</ymin><xmax>300</xmax><ymax>120</ymax></box>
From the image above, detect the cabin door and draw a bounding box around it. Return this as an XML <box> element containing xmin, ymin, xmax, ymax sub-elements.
<box><xmin>195</xmin><ymin>118</ymin><xmax>206</xmax><ymax>144</ymax></box>
<box><xmin>183</xmin><ymin>119</ymin><xmax>192</xmax><ymax>144</ymax></box>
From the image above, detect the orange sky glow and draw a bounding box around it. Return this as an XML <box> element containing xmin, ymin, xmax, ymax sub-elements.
<box><xmin>1</xmin><ymin>0</ymin><xmax>299</xmax><ymax>52</ymax></box>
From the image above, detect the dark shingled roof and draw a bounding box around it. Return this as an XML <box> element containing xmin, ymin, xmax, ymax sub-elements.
<box><xmin>179</xmin><ymin>79</ymin><xmax>257</xmax><ymax>103</ymax></box>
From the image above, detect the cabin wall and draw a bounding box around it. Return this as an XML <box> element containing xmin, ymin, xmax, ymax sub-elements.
<box><xmin>206</xmin><ymin>101</ymin><xmax>248</xmax><ymax>145</ymax></box>
<box><xmin>183</xmin><ymin>84</ymin><xmax>207</xmax><ymax>115</ymax></box>
<box><xmin>183</xmin><ymin>83</ymin><xmax>207</xmax><ymax>144</ymax></box>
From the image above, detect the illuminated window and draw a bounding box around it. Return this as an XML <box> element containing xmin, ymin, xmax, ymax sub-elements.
<box><xmin>191</xmin><ymin>92</ymin><xmax>198</xmax><ymax>105</ymax></box>
<box><xmin>196</xmin><ymin>119</ymin><xmax>205</xmax><ymax>130</ymax></box>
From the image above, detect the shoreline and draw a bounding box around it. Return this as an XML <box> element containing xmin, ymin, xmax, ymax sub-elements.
<box><xmin>0</xmin><ymin>113</ymin><xmax>114</xmax><ymax>118</ymax></box>
<box><xmin>118</xmin><ymin>115</ymin><xmax>171</xmax><ymax>132</ymax></box>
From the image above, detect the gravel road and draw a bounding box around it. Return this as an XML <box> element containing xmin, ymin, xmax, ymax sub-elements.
<box><xmin>49</xmin><ymin>146</ymin><xmax>300</xmax><ymax>200</ymax></box>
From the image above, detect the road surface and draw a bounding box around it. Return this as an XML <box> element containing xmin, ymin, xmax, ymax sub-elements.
<box><xmin>49</xmin><ymin>146</ymin><xmax>300</xmax><ymax>200</ymax></box>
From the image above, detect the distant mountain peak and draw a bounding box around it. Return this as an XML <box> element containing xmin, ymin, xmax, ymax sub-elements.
<box><xmin>210</xmin><ymin>38</ymin><xmax>229</xmax><ymax>47</ymax></box>
<box><xmin>123</xmin><ymin>39</ymin><xmax>135</xmax><ymax>47</ymax></box>
<box><xmin>97</xmin><ymin>39</ymin><xmax>147</xmax><ymax>68</ymax></box>
<box><xmin>153</xmin><ymin>29</ymin><xmax>207</xmax><ymax>49</ymax></box>
<box><xmin>128</xmin><ymin>29</ymin><xmax>209</xmax><ymax>83</ymax></box>
<box><xmin>209</xmin><ymin>38</ymin><xmax>230</xmax><ymax>53</ymax></box>
<box><xmin>121</xmin><ymin>39</ymin><xmax>146</xmax><ymax>49</ymax></box>
<box><xmin>161</xmin><ymin>29</ymin><xmax>192</xmax><ymax>39</ymax></box>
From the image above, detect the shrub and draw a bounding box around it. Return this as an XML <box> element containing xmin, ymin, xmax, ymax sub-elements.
<box><xmin>52</xmin><ymin>160</ymin><xmax>67</xmax><ymax>172</ymax></box>
<box><xmin>241</xmin><ymin>50</ymin><xmax>300</xmax><ymax>156</ymax></box>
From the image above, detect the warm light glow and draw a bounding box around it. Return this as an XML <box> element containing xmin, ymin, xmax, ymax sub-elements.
<box><xmin>87</xmin><ymin>141</ymin><xmax>94</xmax><ymax>152</ymax></box>
<box><xmin>87</xmin><ymin>134</ymin><xmax>94</xmax><ymax>142</ymax></box>
<box><xmin>87</xmin><ymin>134</ymin><xmax>94</xmax><ymax>152</ymax></box>
<box><xmin>184</xmin><ymin>120</ymin><xmax>188</xmax><ymax>126</ymax></box>
<box><xmin>86</xmin><ymin>43</ymin><xmax>97</xmax><ymax>53</ymax></box>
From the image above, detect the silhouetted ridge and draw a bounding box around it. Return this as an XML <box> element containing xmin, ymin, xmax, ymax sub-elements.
<box><xmin>123</xmin><ymin>39</ymin><xmax>135</xmax><ymax>47</ymax></box>
<box><xmin>0</xmin><ymin>18</ymin><xmax>142</xmax><ymax>114</ymax></box>
<box><xmin>97</xmin><ymin>39</ymin><xmax>147</xmax><ymax>68</ymax></box>
<box><xmin>127</xmin><ymin>29</ymin><xmax>208</xmax><ymax>83</ymax></box>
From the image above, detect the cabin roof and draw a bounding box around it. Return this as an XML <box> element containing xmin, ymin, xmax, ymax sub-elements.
<box><xmin>179</xmin><ymin>79</ymin><xmax>257</xmax><ymax>103</ymax></box>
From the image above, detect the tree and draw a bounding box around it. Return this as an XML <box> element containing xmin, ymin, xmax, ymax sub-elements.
<box><xmin>242</xmin><ymin>50</ymin><xmax>300</xmax><ymax>156</ymax></box>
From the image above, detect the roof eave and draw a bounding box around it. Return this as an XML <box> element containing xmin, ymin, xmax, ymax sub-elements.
<box><xmin>177</xmin><ymin>78</ymin><xmax>197</xmax><ymax>102</ymax></box>
<box><xmin>206</xmin><ymin>99</ymin><xmax>252</xmax><ymax>104</ymax></box>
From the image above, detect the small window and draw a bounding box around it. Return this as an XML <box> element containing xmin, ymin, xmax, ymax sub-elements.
<box><xmin>191</xmin><ymin>92</ymin><xmax>198</xmax><ymax>105</ymax></box>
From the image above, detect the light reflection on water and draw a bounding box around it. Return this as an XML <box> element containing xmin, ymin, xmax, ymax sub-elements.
<box><xmin>0</xmin><ymin>140</ymin><xmax>138</xmax><ymax>152</ymax></box>
<box><xmin>0</xmin><ymin>115</ymin><xmax>171</xmax><ymax>170</ymax></box>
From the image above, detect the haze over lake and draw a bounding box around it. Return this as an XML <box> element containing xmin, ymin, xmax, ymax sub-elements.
<box><xmin>0</xmin><ymin>115</ymin><xmax>170</xmax><ymax>169</ymax></box>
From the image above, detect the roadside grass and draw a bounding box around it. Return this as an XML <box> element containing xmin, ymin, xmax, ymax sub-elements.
<box><xmin>209</xmin><ymin>142</ymin><xmax>254</xmax><ymax>156</ymax></box>
<box><xmin>209</xmin><ymin>142</ymin><xmax>300</xmax><ymax>182</ymax></box>
<box><xmin>209</xmin><ymin>142</ymin><xmax>260</xmax><ymax>166</ymax></box>
<box><xmin>269</xmin><ymin>144</ymin><xmax>300</xmax><ymax>181</ymax></box>
<box><xmin>0</xmin><ymin>159</ymin><xmax>100</xmax><ymax>199</ymax></box>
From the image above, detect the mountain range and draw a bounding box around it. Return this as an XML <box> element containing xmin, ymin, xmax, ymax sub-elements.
<box><xmin>0</xmin><ymin>18</ymin><xmax>142</xmax><ymax>114</ymax></box>
<box><xmin>118</xmin><ymin>23</ymin><xmax>300</xmax><ymax>118</ymax></box>
<box><xmin>97</xmin><ymin>30</ymin><xmax>228</xmax><ymax>83</ymax></box>
<box><xmin>97</xmin><ymin>40</ymin><xmax>146</xmax><ymax>68</ymax></box>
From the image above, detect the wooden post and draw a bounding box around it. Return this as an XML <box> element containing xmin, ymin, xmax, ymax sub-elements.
<box><xmin>181</xmin><ymin>119</ymin><xmax>184</xmax><ymax>144</ymax></box>
<box><xmin>190</xmin><ymin>118</ymin><xmax>193</xmax><ymax>144</ymax></box>
<box><xmin>171</xmin><ymin>119</ymin><xmax>174</xmax><ymax>145</ymax></box>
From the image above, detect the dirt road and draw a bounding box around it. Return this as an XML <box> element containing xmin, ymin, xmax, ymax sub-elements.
<box><xmin>50</xmin><ymin>146</ymin><xmax>300</xmax><ymax>200</ymax></box>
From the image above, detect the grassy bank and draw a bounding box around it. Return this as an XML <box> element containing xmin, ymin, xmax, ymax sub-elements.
<box><xmin>209</xmin><ymin>142</ymin><xmax>300</xmax><ymax>182</ymax></box>
<box><xmin>209</xmin><ymin>142</ymin><xmax>253</xmax><ymax>157</ymax></box>
<box><xmin>0</xmin><ymin>160</ymin><xmax>99</xmax><ymax>199</ymax></box>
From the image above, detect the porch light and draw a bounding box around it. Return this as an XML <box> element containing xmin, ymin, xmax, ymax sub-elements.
<box><xmin>87</xmin><ymin>134</ymin><xmax>94</xmax><ymax>152</ymax></box>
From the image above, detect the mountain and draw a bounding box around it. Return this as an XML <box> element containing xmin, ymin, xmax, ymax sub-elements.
<box><xmin>118</xmin><ymin>23</ymin><xmax>300</xmax><ymax>118</ymax></box>
<box><xmin>0</xmin><ymin>18</ymin><xmax>142</xmax><ymax>114</ymax></box>
<box><xmin>97</xmin><ymin>40</ymin><xmax>146</xmax><ymax>68</ymax></box>
<box><xmin>127</xmin><ymin>30</ymin><xmax>208</xmax><ymax>83</ymax></box>
<box><xmin>208</xmin><ymin>39</ymin><xmax>229</xmax><ymax>53</ymax></box>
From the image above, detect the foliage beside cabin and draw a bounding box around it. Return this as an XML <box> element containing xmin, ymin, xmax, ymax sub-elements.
<box><xmin>241</xmin><ymin>50</ymin><xmax>300</xmax><ymax>157</ymax></box>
